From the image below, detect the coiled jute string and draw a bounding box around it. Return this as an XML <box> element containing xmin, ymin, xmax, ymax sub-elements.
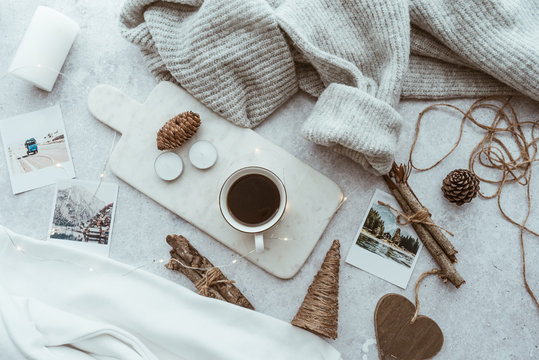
<box><xmin>409</xmin><ymin>97</ymin><xmax>538</xmax><ymax>308</ymax></box>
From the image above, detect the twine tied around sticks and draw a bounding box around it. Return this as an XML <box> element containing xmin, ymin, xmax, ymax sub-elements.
<box><xmin>377</xmin><ymin>201</ymin><xmax>454</xmax><ymax>237</ymax></box>
<box><xmin>194</xmin><ymin>267</ymin><xmax>235</xmax><ymax>297</ymax></box>
<box><xmin>408</xmin><ymin>97</ymin><xmax>538</xmax><ymax>308</ymax></box>
<box><xmin>411</xmin><ymin>269</ymin><xmax>441</xmax><ymax>324</ymax></box>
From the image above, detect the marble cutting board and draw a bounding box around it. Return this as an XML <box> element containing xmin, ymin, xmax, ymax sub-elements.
<box><xmin>87</xmin><ymin>81</ymin><xmax>343</xmax><ymax>279</ymax></box>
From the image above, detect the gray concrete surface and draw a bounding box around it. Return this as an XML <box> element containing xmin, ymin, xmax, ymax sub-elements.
<box><xmin>0</xmin><ymin>1</ymin><xmax>537</xmax><ymax>359</ymax></box>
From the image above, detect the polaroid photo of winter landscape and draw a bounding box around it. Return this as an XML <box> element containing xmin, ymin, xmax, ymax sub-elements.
<box><xmin>346</xmin><ymin>189</ymin><xmax>423</xmax><ymax>288</ymax></box>
<box><xmin>0</xmin><ymin>105</ymin><xmax>75</xmax><ymax>194</ymax></box>
<box><xmin>48</xmin><ymin>179</ymin><xmax>118</xmax><ymax>257</ymax></box>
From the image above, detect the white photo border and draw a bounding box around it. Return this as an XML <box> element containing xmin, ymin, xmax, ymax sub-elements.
<box><xmin>47</xmin><ymin>179</ymin><xmax>119</xmax><ymax>257</ymax></box>
<box><xmin>0</xmin><ymin>105</ymin><xmax>75</xmax><ymax>194</ymax></box>
<box><xmin>346</xmin><ymin>189</ymin><xmax>423</xmax><ymax>289</ymax></box>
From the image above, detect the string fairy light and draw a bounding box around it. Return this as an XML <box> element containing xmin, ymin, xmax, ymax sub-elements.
<box><xmin>0</xmin><ymin>64</ymin><xmax>89</xmax><ymax>98</ymax></box>
<box><xmin>1</xmin><ymin>64</ymin><xmax>117</xmax><ymax>179</ymax></box>
<box><xmin>2</xmin><ymin>226</ymin><xmax>102</xmax><ymax>272</ymax></box>
<box><xmin>120</xmin><ymin>248</ymin><xmax>259</xmax><ymax>277</ymax></box>
<box><xmin>4</xmin><ymin>224</ymin><xmax>262</xmax><ymax>281</ymax></box>
<box><xmin>1</xmin><ymin>64</ymin><xmax>336</xmax><ymax>284</ymax></box>
<box><xmin>2</xmin><ymin>64</ymin><xmax>117</xmax><ymax>244</ymax></box>
<box><xmin>2</xmin><ymin>126</ymin><xmax>358</xmax><ymax>299</ymax></box>
<box><xmin>168</xmin><ymin>248</ymin><xmax>257</xmax><ymax>271</ymax></box>
<box><xmin>2</xmin><ymin>64</ymin><xmax>119</xmax><ymax>239</ymax></box>
<box><xmin>1</xmin><ymin>73</ymin><xmax>284</xmax><ymax>284</ymax></box>
<box><xmin>311</xmin><ymin>184</ymin><xmax>361</xmax><ymax>226</ymax></box>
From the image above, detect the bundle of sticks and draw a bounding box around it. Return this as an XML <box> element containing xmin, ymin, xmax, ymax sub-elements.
<box><xmin>165</xmin><ymin>234</ymin><xmax>255</xmax><ymax>310</ymax></box>
<box><xmin>383</xmin><ymin>163</ymin><xmax>465</xmax><ymax>288</ymax></box>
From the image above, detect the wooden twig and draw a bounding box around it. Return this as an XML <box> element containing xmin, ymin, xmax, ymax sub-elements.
<box><xmin>391</xmin><ymin>163</ymin><xmax>458</xmax><ymax>262</ymax></box>
<box><xmin>165</xmin><ymin>252</ymin><xmax>227</xmax><ymax>302</ymax></box>
<box><xmin>165</xmin><ymin>234</ymin><xmax>255</xmax><ymax>310</ymax></box>
<box><xmin>383</xmin><ymin>175</ymin><xmax>465</xmax><ymax>288</ymax></box>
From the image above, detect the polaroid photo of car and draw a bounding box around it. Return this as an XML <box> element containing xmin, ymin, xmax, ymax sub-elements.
<box><xmin>0</xmin><ymin>105</ymin><xmax>75</xmax><ymax>194</ymax></box>
<box><xmin>346</xmin><ymin>189</ymin><xmax>423</xmax><ymax>289</ymax></box>
<box><xmin>48</xmin><ymin>179</ymin><xmax>119</xmax><ymax>257</ymax></box>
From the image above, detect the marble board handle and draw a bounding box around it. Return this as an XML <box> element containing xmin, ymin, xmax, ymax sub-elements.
<box><xmin>87</xmin><ymin>84</ymin><xmax>143</xmax><ymax>134</ymax></box>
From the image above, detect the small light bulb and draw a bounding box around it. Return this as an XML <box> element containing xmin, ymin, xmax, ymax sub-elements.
<box><xmin>254</xmin><ymin>148</ymin><xmax>260</xmax><ymax>154</ymax></box>
<box><xmin>99</xmin><ymin>173</ymin><xmax>105</xmax><ymax>178</ymax></box>
<box><xmin>343</xmin><ymin>197</ymin><xmax>348</xmax><ymax>201</ymax></box>
<box><xmin>16</xmin><ymin>245</ymin><xmax>22</xmax><ymax>251</ymax></box>
<box><xmin>56</xmin><ymin>163</ymin><xmax>62</xmax><ymax>168</ymax></box>
<box><xmin>37</xmin><ymin>64</ymin><xmax>42</xmax><ymax>68</ymax></box>
<box><xmin>158</xmin><ymin>259</ymin><xmax>164</xmax><ymax>263</ymax></box>
<box><xmin>89</xmin><ymin>267</ymin><xmax>94</xmax><ymax>272</ymax></box>
<box><xmin>283</xmin><ymin>237</ymin><xmax>288</xmax><ymax>241</ymax></box>
<box><xmin>232</xmin><ymin>259</ymin><xmax>237</xmax><ymax>264</ymax></box>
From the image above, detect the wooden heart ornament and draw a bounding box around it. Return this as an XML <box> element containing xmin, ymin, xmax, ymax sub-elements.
<box><xmin>374</xmin><ymin>294</ymin><xmax>444</xmax><ymax>360</ymax></box>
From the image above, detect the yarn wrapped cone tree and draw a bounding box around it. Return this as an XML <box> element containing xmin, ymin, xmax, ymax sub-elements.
<box><xmin>291</xmin><ymin>239</ymin><xmax>341</xmax><ymax>339</ymax></box>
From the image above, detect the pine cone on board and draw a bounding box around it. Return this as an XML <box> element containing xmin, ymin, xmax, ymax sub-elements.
<box><xmin>157</xmin><ymin>111</ymin><xmax>201</xmax><ymax>150</ymax></box>
<box><xmin>441</xmin><ymin>169</ymin><xmax>480</xmax><ymax>205</ymax></box>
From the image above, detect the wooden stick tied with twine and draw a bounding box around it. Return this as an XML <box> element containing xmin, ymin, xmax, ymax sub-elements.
<box><xmin>388</xmin><ymin>163</ymin><xmax>458</xmax><ymax>261</ymax></box>
<box><xmin>408</xmin><ymin>97</ymin><xmax>538</xmax><ymax>308</ymax></box>
<box><xmin>165</xmin><ymin>234</ymin><xmax>255</xmax><ymax>310</ymax></box>
<box><xmin>382</xmin><ymin>175</ymin><xmax>465</xmax><ymax>288</ymax></box>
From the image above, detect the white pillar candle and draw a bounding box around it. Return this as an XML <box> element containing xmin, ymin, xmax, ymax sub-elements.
<box><xmin>189</xmin><ymin>140</ymin><xmax>218</xmax><ymax>169</ymax></box>
<box><xmin>8</xmin><ymin>6</ymin><xmax>80</xmax><ymax>92</ymax></box>
<box><xmin>155</xmin><ymin>152</ymin><xmax>184</xmax><ymax>181</ymax></box>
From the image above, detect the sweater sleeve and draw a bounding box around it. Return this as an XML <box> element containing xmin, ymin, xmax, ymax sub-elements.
<box><xmin>276</xmin><ymin>0</ymin><xmax>409</xmax><ymax>175</ymax></box>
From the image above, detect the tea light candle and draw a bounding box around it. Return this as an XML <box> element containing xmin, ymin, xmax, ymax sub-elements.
<box><xmin>155</xmin><ymin>152</ymin><xmax>183</xmax><ymax>181</ymax></box>
<box><xmin>8</xmin><ymin>6</ymin><xmax>80</xmax><ymax>92</ymax></box>
<box><xmin>189</xmin><ymin>140</ymin><xmax>218</xmax><ymax>169</ymax></box>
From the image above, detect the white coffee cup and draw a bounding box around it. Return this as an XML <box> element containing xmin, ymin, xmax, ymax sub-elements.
<box><xmin>219</xmin><ymin>166</ymin><xmax>287</xmax><ymax>253</ymax></box>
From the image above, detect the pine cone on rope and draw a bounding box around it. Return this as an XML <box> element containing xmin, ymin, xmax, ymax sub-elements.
<box><xmin>156</xmin><ymin>111</ymin><xmax>201</xmax><ymax>150</ymax></box>
<box><xmin>442</xmin><ymin>169</ymin><xmax>480</xmax><ymax>205</ymax></box>
<box><xmin>291</xmin><ymin>240</ymin><xmax>340</xmax><ymax>339</ymax></box>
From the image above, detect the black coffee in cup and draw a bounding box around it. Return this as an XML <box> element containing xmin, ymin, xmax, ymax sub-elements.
<box><xmin>227</xmin><ymin>174</ymin><xmax>281</xmax><ymax>226</ymax></box>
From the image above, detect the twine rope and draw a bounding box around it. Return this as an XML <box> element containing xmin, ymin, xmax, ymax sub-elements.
<box><xmin>194</xmin><ymin>267</ymin><xmax>235</xmax><ymax>296</ymax></box>
<box><xmin>195</xmin><ymin>267</ymin><xmax>234</xmax><ymax>296</ymax></box>
<box><xmin>291</xmin><ymin>240</ymin><xmax>340</xmax><ymax>339</ymax></box>
<box><xmin>167</xmin><ymin>258</ymin><xmax>237</xmax><ymax>296</ymax></box>
<box><xmin>408</xmin><ymin>97</ymin><xmax>538</xmax><ymax>308</ymax></box>
<box><xmin>411</xmin><ymin>269</ymin><xmax>440</xmax><ymax>324</ymax></box>
<box><xmin>377</xmin><ymin>201</ymin><xmax>454</xmax><ymax>237</ymax></box>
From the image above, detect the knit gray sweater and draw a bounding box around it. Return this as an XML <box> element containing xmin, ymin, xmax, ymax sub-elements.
<box><xmin>120</xmin><ymin>0</ymin><xmax>538</xmax><ymax>175</ymax></box>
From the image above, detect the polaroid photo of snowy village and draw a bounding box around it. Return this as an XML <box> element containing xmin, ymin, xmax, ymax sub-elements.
<box><xmin>48</xmin><ymin>179</ymin><xmax>118</xmax><ymax>257</ymax></box>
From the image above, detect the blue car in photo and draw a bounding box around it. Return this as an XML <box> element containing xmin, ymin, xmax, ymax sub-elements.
<box><xmin>25</xmin><ymin>138</ymin><xmax>38</xmax><ymax>155</ymax></box>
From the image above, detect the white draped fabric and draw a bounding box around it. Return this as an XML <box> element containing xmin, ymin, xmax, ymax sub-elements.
<box><xmin>0</xmin><ymin>226</ymin><xmax>342</xmax><ymax>360</ymax></box>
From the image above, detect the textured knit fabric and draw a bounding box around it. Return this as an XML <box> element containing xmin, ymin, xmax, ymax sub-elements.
<box><xmin>408</xmin><ymin>0</ymin><xmax>539</xmax><ymax>100</ymax></box>
<box><xmin>275</xmin><ymin>1</ymin><xmax>409</xmax><ymax>174</ymax></box>
<box><xmin>119</xmin><ymin>0</ymin><xmax>539</xmax><ymax>175</ymax></box>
